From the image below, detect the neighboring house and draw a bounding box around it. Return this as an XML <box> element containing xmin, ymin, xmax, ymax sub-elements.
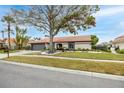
<box><xmin>4</xmin><ymin>38</ymin><xmax>16</xmax><ymax>49</ymax></box>
<box><xmin>29</xmin><ymin>35</ymin><xmax>92</xmax><ymax>51</ymax></box>
<box><xmin>0</xmin><ymin>39</ymin><xmax>4</xmax><ymax>49</ymax></box>
<box><xmin>0</xmin><ymin>38</ymin><xmax>16</xmax><ymax>49</ymax></box>
<box><xmin>113</xmin><ymin>35</ymin><xmax>124</xmax><ymax>50</ymax></box>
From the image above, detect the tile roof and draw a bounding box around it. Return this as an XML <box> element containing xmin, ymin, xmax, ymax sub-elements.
<box><xmin>4</xmin><ymin>38</ymin><xmax>16</xmax><ymax>44</ymax></box>
<box><xmin>113</xmin><ymin>35</ymin><xmax>124</xmax><ymax>44</ymax></box>
<box><xmin>29</xmin><ymin>35</ymin><xmax>91</xmax><ymax>44</ymax></box>
<box><xmin>0</xmin><ymin>39</ymin><xmax>3</xmax><ymax>43</ymax></box>
<box><xmin>0</xmin><ymin>38</ymin><xmax>16</xmax><ymax>44</ymax></box>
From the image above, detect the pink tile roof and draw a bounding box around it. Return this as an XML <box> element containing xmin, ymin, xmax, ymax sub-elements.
<box><xmin>113</xmin><ymin>35</ymin><xmax>124</xmax><ymax>44</ymax></box>
<box><xmin>0</xmin><ymin>39</ymin><xmax>3</xmax><ymax>43</ymax></box>
<box><xmin>4</xmin><ymin>38</ymin><xmax>16</xmax><ymax>44</ymax></box>
<box><xmin>29</xmin><ymin>35</ymin><xmax>91</xmax><ymax>44</ymax></box>
<box><xmin>0</xmin><ymin>38</ymin><xmax>16</xmax><ymax>44</ymax></box>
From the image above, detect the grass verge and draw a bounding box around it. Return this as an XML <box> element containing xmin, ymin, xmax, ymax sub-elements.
<box><xmin>4</xmin><ymin>56</ymin><xmax>124</xmax><ymax>76</ymax></box>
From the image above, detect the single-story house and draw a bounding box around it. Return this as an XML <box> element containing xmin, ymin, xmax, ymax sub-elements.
<box><xmin>4</xmin><ymin>38</ymin><xmax>16</xmax><ymax>49</ymax></box>
<box><xmin>113</xmin><ymin>35</ymin><xmax>124</xmax><ymax>50</ymax></box>
<box><xmin>0</xmin><ymin>38</ymin><xmax>16</xmax><ymax>49</ymax></box>
<box><xmin>29</xmin><ymin>35</ymin><xmax>92</xmax><ymax>51</ymax></box>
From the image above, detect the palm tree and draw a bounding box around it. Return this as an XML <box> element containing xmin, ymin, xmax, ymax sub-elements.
<box><xmin>15</xmin><ymin>26</ymin><xmax>30</xmax><ymax>49</ymax></box>
<box><xmin>2</xmin><ymin>15</ymin><xmax>15</xmax><ymax>49</ymax></box>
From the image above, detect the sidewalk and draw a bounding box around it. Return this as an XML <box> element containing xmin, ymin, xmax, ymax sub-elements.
<box><xmin>20</xmin><ymin>55</ymin><xmax>124</xmax><ymax>63</ymax></box>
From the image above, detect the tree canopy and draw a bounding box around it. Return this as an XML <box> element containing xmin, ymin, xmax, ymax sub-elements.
<box><xmin>91</xmin><ymin>35</ymin><xmax>99</xmax><ymax>48</ymax></box>
<box><xmin>12</xmin><ymin>5</ymin><xmax>99</xmax><ymax>53</ymax></box>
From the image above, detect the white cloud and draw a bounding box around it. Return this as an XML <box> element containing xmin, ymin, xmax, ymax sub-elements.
<box><xmin>115</xmin><ymin>21</ymin><xmax>124</xmax><ymax>29</ymax></box>
<box><xmin>95</xmin><ymin>6</ymin><xmax>124</xmax><ymax>17</ymax></box>
<box><xmin>120</xmin><ymin>21</ymin><xmax>124</xmax><ymax>27</ymax></box>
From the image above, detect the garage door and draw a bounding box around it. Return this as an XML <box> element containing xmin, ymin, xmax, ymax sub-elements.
<box><xmin>32</xmin><ymin>44</ymin><xmax>45</xmax><ymax>50</ymax></box>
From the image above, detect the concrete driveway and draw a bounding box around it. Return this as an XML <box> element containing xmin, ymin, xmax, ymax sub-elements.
<box><xmin>0</xmin><ymin>50</ymin><xmax>38</xmax><ymax>59</ymax></box>
<box><xmin>0</xmin><ymin>60</ymin><xmax>124</xmax><ymax>88</ymax></box>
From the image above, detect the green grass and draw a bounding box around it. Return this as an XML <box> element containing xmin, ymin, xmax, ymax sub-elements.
<box><xmin>0</xmin><ymin>50</ymin><xmax>19</xmax><ymax>54</ymax></box>
<box><xmin>0</xmin><ymin>50</ymin><xmax>4</xmax><ymax>53</ymax></box>
<box><xmin>4</xmin><ymin>56</ymin><xmax>124</xmax><ymax>76</ymax></box>
<box><xmin>54</xmin><ymin>52</ymin><xmax>124</xmax><ymax>61</ymax></box>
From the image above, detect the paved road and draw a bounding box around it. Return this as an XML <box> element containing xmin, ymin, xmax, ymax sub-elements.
<box><xmin>0</xmin><ymin>60</ymin><xmax>124</xmax><ymax>88</ymax></box>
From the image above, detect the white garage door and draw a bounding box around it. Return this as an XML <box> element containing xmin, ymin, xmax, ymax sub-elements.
<box><xmin>32</xmin><ymin>44</ymin><xmax>45</xmax><ymax>50</ymax></box>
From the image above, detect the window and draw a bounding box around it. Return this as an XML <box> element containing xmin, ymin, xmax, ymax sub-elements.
<box><xmin>68</xmin><ymin>42</ymin><xmax>75</xmax><ymax>50</ymax></box>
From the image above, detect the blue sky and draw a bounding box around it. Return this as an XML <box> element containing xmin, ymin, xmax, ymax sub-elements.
<box><xmin>0</xmin><ymin>5</ymin><xmax>124</xmax><ymax>44</ymax></box>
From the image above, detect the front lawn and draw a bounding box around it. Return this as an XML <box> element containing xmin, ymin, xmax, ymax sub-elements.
<box><xmin>54</xmin><ymin>52</ymin><xmax>124</xmax><ymax>61</ymax></box>
<box><xmin>0</xmin><ymin>50</ymin><xmax>19</xmax><ymax>54</ymax></box>
<box><xmin>4</xmin><ymin>56</ymin><xmax>124</xmax><ymax>76</ymax></box>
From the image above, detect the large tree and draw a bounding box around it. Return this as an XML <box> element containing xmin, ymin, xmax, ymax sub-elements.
<box><xmin>12</xmin><ymin>5</ymin><xmax>99</xmax><ymax>53</ymax></box>
<box><xmin>2</xmin><ymin>15</ymin><xmax>15</xmax><ymax>49</ymax></box>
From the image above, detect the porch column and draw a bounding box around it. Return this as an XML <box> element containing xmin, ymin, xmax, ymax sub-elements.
<box><xmin>54</xmin><ymin>43</ymin><xmax>57</xmax><ymax>49</ymax></box>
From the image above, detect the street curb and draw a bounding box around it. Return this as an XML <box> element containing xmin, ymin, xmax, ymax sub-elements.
<box><xmin>1</xmin><ymin>60</ymin><xmax>124</xmax><ymax>81</ymax></box>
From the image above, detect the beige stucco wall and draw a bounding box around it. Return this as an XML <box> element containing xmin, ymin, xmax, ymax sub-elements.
<box><xmin>75</xmin><ymin>42</ymin><xmax>91</xmax><ymax>50</ymax></box>
<box><xmin>55</xmin><ymin>43</ymin><xmax>68</xmax><ymax>49</ymax></box>
<box><xmin>55</xmin><ymin>42</ymin><xmax>91</xmax><ymax>50</ymax></box>
<box><xmin>62</xmin><ymin>43</ymin><xmax>68</xmax><ymax>48</ymax></box>
<box><xmin>45</xmin><ymin>43</ymin><xmax>49</xmax><ymax>49</ymax></box>
<box><xmin>114</xmin><ymin>42</ymin><xmax>124</xmax><ymax>50</ymax></box>
<box><xmin>5</xmin><ymin>43</ymin><xmax>16</xmax><ymax>49</ymax></box>
<box><xmin>31</xmin><ymin>42</ymin><xmax>92</xmax><ymax>50</ymax></box>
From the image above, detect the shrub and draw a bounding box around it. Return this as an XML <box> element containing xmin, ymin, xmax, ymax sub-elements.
<box><xmin>116</xmin><ymin>49</ymin><xmax>124</xmax><ymax>54</ymax></box>
<box><xmin>95</xmin><ymin>45</ymin><xmax>111</xmax><ymax>52</ymax></box>
<box><xmin>81</xmin><ymin>48</ymin><xmax>89</xmax><ymax>51</ymax></box>
<box><xmin>40</xmin><ymin>47</ymin><xmax>48</xmax><ymax>51</ymax></box>
<box><xmin>24</xmin><ymin>45</ymin><xmax>31</xmax><ymax>50</ymax></box>
<box><xmin>76</xmin><ymin>48</ymin><xmax>82</xmax><ymax>51</ymax></box>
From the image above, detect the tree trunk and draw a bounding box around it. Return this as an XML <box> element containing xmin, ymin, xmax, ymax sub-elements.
<box><xmin>2</xmin><ymin>31</ymin><xmax>5</xmax><ymax>46</ymax></box>
<box><xmin>49</xmin><ymin>35</ymin><xmax>54</xmax><ymax>53</ymax></box>
<box><xmin>8</xmin><ymin>22</ymin><xmax>11</xmax><ymax>49</ymax></box>
<box><xmin>7</xmin><ymin>22</ymin><xmax>11</xmax><ymax>58</ymax></box>
<box><xmin>7</xmin><ymin>50</ymin><xmax>9</xmax><ymax>58</ymax></box>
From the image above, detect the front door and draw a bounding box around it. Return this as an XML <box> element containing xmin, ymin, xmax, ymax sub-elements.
<box><xmin>56</xmin><ymin>43</ymin><xmax>63</xmax><ymax>50</ymax></box>
<box><xmin>68</xmin><ymin>42</ymin><xmax>75</xmax><ymax>50</ymax></box>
